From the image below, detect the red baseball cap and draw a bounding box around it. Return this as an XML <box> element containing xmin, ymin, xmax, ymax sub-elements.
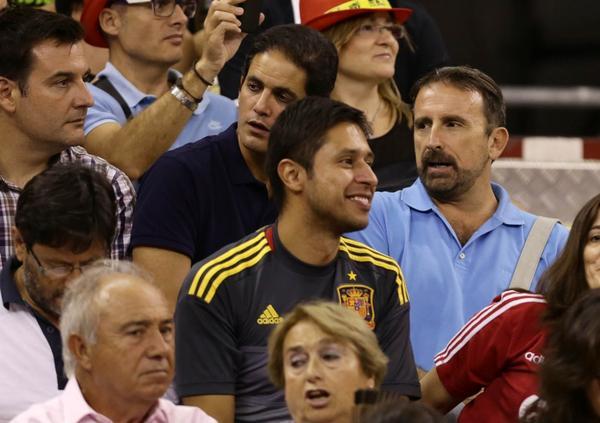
<box><xmin>80</xmin><ymin>0</ymin><xmax>111</xmax><ymax>48</ymax></box>
<box><xmin>301</xmin><ymin>0</ymin><xmax>412</xmax><ymax>31</ymax></box>
<box><xmin>81</xmin><ymin>0</ymin><xmax>152</xmax><ymax>48</ymax></box>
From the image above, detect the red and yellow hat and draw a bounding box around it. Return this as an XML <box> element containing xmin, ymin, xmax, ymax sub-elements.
<box><xmin>301</xmin><ymin>0</ymin><xmax>412</xmax><ymax>31</ymax></box>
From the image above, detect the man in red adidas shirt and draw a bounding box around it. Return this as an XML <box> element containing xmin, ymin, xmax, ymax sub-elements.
<box><xmin>420</xmin><ymin>290</ymin><xmax>547</xmax><ymax>422</ymax></box>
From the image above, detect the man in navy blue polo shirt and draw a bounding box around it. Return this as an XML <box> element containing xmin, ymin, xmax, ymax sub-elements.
<box><xmin>131</xmin><ymin>24</ymin><xmax>338</xmax><ymax>312</ymax></box>
<box><xmin>0</xmin><ymin>163</ymin><xmax>115</xmax><ymax>421</ymax></box>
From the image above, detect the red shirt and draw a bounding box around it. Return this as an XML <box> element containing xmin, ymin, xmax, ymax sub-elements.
<box><xmin>435</xmin><ymin>290</ymin><xmax>546</xmax><ymax>422</ymax></box>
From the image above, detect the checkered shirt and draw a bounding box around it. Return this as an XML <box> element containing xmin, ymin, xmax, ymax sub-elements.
<box><xmin>0</xmin><ymin>146</ymin><xmax>135</xmax><ymax>271</ymax></box>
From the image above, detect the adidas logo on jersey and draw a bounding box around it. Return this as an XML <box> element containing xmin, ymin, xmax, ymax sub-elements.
<box><xmin>257</xmin><ymin>305</ymin><xmax>283</xmax><ymax>325</ymax></box>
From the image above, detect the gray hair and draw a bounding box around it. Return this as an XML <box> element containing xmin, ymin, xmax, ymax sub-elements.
<box><xmin>60</xmin><ymin>259</ymin><xmax>154</xmax><ymax>377</ymax></box>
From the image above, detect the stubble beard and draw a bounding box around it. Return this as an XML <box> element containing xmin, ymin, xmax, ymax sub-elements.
<box><xmin>419</xmin><ymin>166</ymin><xmax>475</xmax><ymax>202</ymax></box>
<box><xmin>23</xmin><ymin>264</ymin><xmax>61</xmax><ymax>321</ymax></box>
<box><xmin>306</xmin><ymin>191</ymin><xmax>368</xmax><ymax>236</ymax></box>
<box><xmin>419</xmin><ymin>153</ymin><xmax>490</xmax><ymax>202</ymax></box>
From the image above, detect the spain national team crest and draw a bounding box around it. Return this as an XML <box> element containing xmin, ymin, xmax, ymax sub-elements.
<box><xmin>337</xmin><ymin>284</ymin><xmax>375</xmax><ymax>329</ymax></box>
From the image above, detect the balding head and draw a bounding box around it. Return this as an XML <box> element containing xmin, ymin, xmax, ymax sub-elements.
<box><xmin>60</xmin><ymin>260</ymin><xmax>174</xmax><ymax>413</ymax></box>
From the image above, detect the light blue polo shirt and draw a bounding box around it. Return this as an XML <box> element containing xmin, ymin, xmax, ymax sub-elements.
<box><xmin>348</xmin><ymin>179</ymin><xmax>569</xmax><ymax>371</ymax></box>
<box><xmin>84</xmin><ymin>62</ymin><xmax>237</xmax><ymax>150</ymax></box>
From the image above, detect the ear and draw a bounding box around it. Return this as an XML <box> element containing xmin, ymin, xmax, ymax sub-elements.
<box><xmin>69</xmin><ymin>334</ymin><xmax>93</xmax><ymax>371</ymax></box>
<box><xmin>0</xmin><ymin>76</ymin><xmax>19</xmax><ymax>114</ymax></box>
<box><xmin>11</xmin><ymin>227</ymin><xmax>28</xmax><ymax>263</ymax></box>
<box><xmin>98</xmin><ymin>8</ymin><xmax>121</xmax><ymax>40</ymax></box>
<box><xmin>488</xmin><ymin>126</ymin><xmax>509</xmax><ymax>161</ymax></box>
<box><xmin>366</xmin><ymin>375</ymin><xmax>375</xmax><ymax>390</ymax></box>
<box><xmin>277</xmin><ymin>159</ymin><xmax>305</xmax><ymax>196</ymax></box>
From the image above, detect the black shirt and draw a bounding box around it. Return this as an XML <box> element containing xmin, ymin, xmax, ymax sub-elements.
<box><xmin>369</xmin><ymin>118</ymin><xmax>418</xmax><ymax>192</ymax></box>
<box><xmin>132</xmin><ymin>124</ymin><xmax>278</xmax><ymax>263</ymax></box>
<box><xmin>175</xmin><ymin>225</ymin><xmax>420</xmax><ymax>422</ymax></box>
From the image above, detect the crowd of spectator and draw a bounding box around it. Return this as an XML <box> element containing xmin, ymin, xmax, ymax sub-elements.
<box><xmin>0</xmin><ymin>1</ymin><xmax>598</xmax><ymax>422</ymax></box>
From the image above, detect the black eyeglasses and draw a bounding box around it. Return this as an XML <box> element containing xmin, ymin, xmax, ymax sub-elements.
<box><xmin>28</xmin><ymin>248</ymin><xmax>97</xmax><ymax>279</ymax></box>
<box><xmin>110</xmin><ymin>0</ymin><xmax>197</xmax><ymax>19</ymax></box>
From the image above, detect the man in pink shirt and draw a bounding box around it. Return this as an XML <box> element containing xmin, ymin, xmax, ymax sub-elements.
<box><xmin>12</xmin><ymin>260</ymin><xmax>215</xmax><ymax>423</ymax></box>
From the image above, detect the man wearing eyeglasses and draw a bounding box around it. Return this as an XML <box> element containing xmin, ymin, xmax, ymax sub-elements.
<box><xmin>0</xmin><ymin>163</ymin><xmax>115</xmax><ymax>422</ymax></box>
<box><xmin>11</xmin><ymin>260</ymin><xmax>216</xmax><ymax>423</ymax></box>
<box><xmin>79</xmin><ymin>0</ymin><xmax>242</xmax><ymax>180</ymax></box>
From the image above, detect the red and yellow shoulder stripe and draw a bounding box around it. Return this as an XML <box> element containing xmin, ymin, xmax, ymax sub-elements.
<box><xmin>187</xmin><ymin>231</ymin><xmax>272</xmax><ymax>303</ymax></box>
<box><xmin>339</xmin><ymin>237</ymin><xmax>409</xmax><ymax>305</ymax></box>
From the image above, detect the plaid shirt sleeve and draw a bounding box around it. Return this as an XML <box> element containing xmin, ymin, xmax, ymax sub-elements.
<box><xmin>61</xmin><ymin>147</ymin><xmax>135</xmax><ymax>259</ymax></box>
<box><xmin>0</xmin><ymin>181</ymin><xmax>19</xmax><ymax>272</ymax></box>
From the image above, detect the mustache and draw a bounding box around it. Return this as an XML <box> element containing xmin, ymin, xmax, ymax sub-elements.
<box><xmin>421</xmin><ymin>148</ymin><xmax>457</xmax><ymax>168</ymax></box>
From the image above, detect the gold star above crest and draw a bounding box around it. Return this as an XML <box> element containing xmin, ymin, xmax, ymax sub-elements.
<box><xmin>347</xmin><ymin>271</ymin><xmax>357</xmax><ymax>281</ymax></box>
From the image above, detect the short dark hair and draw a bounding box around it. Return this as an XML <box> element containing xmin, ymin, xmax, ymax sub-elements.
<box><xmin>265</xmin><ymin>96</ymin><xmax>371</xmax><ymax>209</ymax></box>
<box><xmin>410</xmin><ymin>65</ymin><xmax>506</xmax><ymax>132</ymax></box>
<box><xmin>0</xmin><ymin>6</ymin><xmax>84</xmax><ymax>91</ymax></box>
<box><xmin>55</xmin><ymin>0</ymin><xmax>84</xmax><ymax>16</ymax></box>
<box><xmin>241</xmin><ymin>24</ymin><xmax>338</xmax><ymax>97</ymax></box>
<box><xmin>15</xmin><ymin>163</ymin><xmax>117</xmax><ymax>253</ymax></box>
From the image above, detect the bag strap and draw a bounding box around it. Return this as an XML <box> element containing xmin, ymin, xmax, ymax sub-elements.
<box><xmin>509</xmin><ymin>216</ymin><xmax>559</xmax><ymax>290</ymax></box>
<box><xmin>93</xmin><ymin>76</ymin><xmax>132</xmax><ymax>120</ymax></box>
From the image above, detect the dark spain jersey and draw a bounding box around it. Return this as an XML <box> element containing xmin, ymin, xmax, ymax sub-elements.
<box><xmin>175</xmin><ymin>225</ymin><xmax>420</xmax><ymax>422</ymax></box>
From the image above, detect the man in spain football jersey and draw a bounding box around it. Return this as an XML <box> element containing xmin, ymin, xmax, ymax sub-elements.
<box><xmin>174</xmin><ymin>97</ymin><xmax>420</xmax><ymax>422</ymax></box>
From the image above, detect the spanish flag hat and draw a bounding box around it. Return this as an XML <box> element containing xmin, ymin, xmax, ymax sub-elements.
<box><xmin>300</xmin><ymin>0</ymin><xmax>412</xmax><ymax>31</ymax></box>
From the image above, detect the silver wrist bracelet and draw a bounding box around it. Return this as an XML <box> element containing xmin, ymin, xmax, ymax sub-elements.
<box><xmin>170</xmin><ymin>83</ymin><xmax>198</xmax><ymax>112</ymax></box>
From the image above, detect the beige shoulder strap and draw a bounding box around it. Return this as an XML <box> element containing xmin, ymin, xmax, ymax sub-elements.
<box><xmin>509</xmin><ymin>217</ymin><xmax>559</xmax><ymax>290</ymax></box>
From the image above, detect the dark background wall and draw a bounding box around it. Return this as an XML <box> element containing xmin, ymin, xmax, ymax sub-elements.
<box><xmin>417</xmin><ymin>0</ymin><xmax>600</xmax><ymax>136</ymax></box>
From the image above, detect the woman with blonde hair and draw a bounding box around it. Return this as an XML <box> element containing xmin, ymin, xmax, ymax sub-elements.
<box><xmin>268</xmin><ymin>301</ymin><xmax>389</xmax><ymax>423</ymax></box>
<box><xmin>301</xmin><ymin>0</ymin><xmax>417</xmax><ymax>191</ymax></box>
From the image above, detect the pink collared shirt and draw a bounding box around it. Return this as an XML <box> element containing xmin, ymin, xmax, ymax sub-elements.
<box><xmin>10</xmin><ymin>378</ymin><xmax>216</xmax><ymax>423</ymax></box>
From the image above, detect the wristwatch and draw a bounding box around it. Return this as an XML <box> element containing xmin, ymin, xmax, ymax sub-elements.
<box><xmin>170</xmin><ymin>79</ymin><xmax>199</xmax><ymax>112</ymax></box>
